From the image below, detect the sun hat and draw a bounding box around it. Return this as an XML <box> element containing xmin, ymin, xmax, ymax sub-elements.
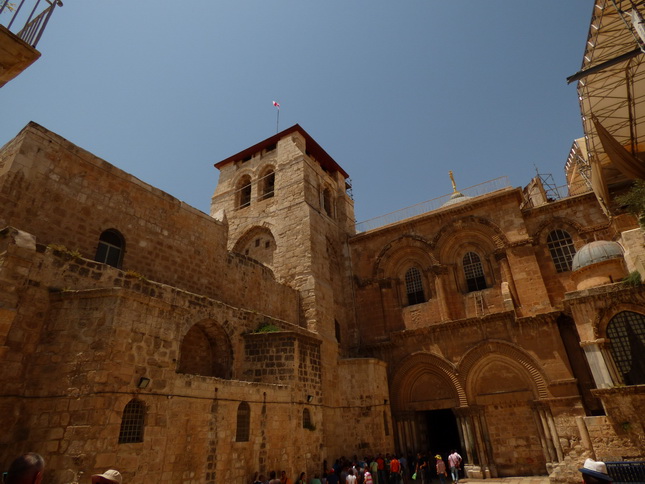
<box><xmin>91</xmin><ymin>469</ymin><xmax>123</xmax><ymax>484</ymax></box>
<box><xmin>579</xmin><ymin>459</ymin><xmax>612</xmax><ymax>482</ymax></box>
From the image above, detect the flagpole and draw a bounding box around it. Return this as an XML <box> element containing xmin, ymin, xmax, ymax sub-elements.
<box><xmin>273</xmin><ymin>101</ymin><xmax>280</xmax><ymax>133</ymax></box>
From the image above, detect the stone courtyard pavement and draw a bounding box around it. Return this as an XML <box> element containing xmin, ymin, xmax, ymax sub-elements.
<box><xmin>459</xmin><ymin>478</ymin><xmax>551</xmax><ymax>484</ymax></box>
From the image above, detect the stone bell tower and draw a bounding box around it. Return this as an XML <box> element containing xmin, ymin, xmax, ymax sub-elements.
<box><xmin>210</xmin><ymin>124</ymin><xmax>356</xmax><ymax>351</ymax></box>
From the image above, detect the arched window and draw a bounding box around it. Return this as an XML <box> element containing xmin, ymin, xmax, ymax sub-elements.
<box><xmin>606</xmin><ymin>311</ymin><xmax>645</xmax><ymax>385</ymax></box>
<box><xmin>463</xmin><ymin>252</ymin><xmax>487</xmax><ymax>292</ymax></box>
<box><xmin>118</xmin><ymin>399</ymin><xmax>145</xmax><ymax>444</ymax></box>
<box><xmin>260</xmin><ymin>169</ymin><xmax>275</xmax><ymax>200</ymax></box>
<box><xmin>95</xmin><ymin>229</ymin><xmax>125</xmax><ymax>269</ymax></box>
<box><xmin>405</xmin><ymin>267</ymin><xmax>425</xmax><ymax>305</ymax></box>
<box><xmin>236</xmin><ymin>402</ymin><xmax>250</xmax><ymax>442</ymax></box>
<box><xmin>547</xmin><ymin>229</ymin><xmax>576</xmax><ymax>272</ymax></box>
<box><xmin>322</xmin><ymin>187</ymin><xmax>333</xmax><ymax>217</ymax></box>
<box><xmin>303</xmin><ymin>408</ymin><xmax>312</xmax><ymax>429</ymax></box>
<box><xmin>237</xmin><ymin>175</ymin><xmax>252</xmax><ymax>209</ymax></box>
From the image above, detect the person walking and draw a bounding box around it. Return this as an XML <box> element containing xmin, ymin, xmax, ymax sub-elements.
<box><xmin>447</xmin><ymin>451</ymin><xmax>461</xmax><ymax>484</ymax></box>
<box><xmin>435</xmin><ymin>455</ymin><xmax>447</xmax><ymax>484</ymax></box>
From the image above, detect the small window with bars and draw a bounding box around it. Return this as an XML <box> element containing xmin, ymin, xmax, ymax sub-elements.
<box><xmin>607</xmin><ymin>311</ymin><xmax>645</xmax><ymax>385</ymax></box>
<box><xmin>303</xmin><ymin>408</ymin><xmax>312</xmax><ymax>429</ymax></box>
<box><xmin>547</xmin><ymin>229</ymin><xmax>576</xmax><ymax>273</ymax></box>
<box><xmin>118</xmin><ymin>399</ymin><xmax>145</xmax><ymax>444</ymax></box>
<box><xmin>463</xmin><ymin>252</ymin><xmax>487</xmax><ymax>292</ymax></box>
<box><xmin>236</xmin><ymin>402</ymin><xmax>250</xmax><ymax>442</ymax></box>
<box><xmin>405</xmin><ymin>267</ymin><xmax>425</xmax><ymax>305</ymax></box>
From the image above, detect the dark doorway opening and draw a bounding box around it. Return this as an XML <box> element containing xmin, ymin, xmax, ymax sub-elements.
<box><xmin>423</xmin><ymin>409</ymin><xmax>462</xmax><ymax>462</ymax></box>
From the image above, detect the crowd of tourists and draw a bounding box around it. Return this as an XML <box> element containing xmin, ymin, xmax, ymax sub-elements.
<box><xmin>252</xmin><ymin>451</ymin><xmax>463</xmax><ymax>484</ymax></box>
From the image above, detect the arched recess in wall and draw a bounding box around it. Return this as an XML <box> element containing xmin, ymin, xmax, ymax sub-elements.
<box><xmin>232</xmin><ymin>226</ymin><xmax>277</xmax><ymax>269</ymax></box>
<box><xmin>372</xmin><ymin>235</ymin><xmax>437</xmax><ymax>306</ymax></box>
<box><xmin>433</xmin><ymin>220</ymin><xmax>504</xmax><ymax>294</ymax></box>
<box><xmin>390</xmin><ymin>352</ymin><xmax>467</xmax><ymax>414</ymax></box>
<box><xmin>459</xmin><ymin>340</ymin><xmax>549</xmax><ymax>404</ymax></box>
<box><xmin>373</xmin><ymin>235</ymin><xmax>437</xmax><ymax>279</ymax></box>
<box><xmin>177</xmin><ymin>319</ymin><xmax>233</xmax><ymax>379</ymax></box>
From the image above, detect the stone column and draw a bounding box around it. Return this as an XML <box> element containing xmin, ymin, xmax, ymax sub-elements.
<box><xmin>580</xmin><ymin>339</ymin><xmax>615</xmax><ymax>388</ymax></box>
<box><xmin>531</xmin><ymin>402</ymin><xmax>557</xmax><ymax>472</ymax></box>
<box><xmin>432</xmin><ymin>265</ymin><xmax>452</xmax><ymax>321</ymax></box>
<box><xmin>394</xmin><ymin>412</ymin><xmax>417</xmax><ymax>455</ymax></box>
<box><xmin>494</xmin><ymin>251</ymin><xmax>519</xmax><ymax>310</ymax></box>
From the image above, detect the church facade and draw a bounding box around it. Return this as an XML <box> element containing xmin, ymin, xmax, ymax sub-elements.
<box><xmin>1</xmin><ymin>1</ymin><xmax>645</xmax><ymax>482</ymax></box>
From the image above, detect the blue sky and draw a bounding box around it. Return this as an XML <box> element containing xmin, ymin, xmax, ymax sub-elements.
<box><xmin>1</xmin><ymin>1</ymin><xmax>591</xmax><ymax>223</ymax></box>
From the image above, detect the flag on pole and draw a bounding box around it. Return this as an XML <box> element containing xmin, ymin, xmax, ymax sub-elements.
<box><xmin>273</xmin><ymin>100</ymin><xmax>280</xmax><ymax>109</ymax></box>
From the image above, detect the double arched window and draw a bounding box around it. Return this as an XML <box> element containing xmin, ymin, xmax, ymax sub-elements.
<box><xmin>547</xmin><ymin>229</ymin><xmax>576</xmax><ymax>273</ymax></box>
<box><xmin>95</xmin><ymin>229</ymin><xmax>125</xmax><ymax>269</ymax></box>
<box><xmin>463</xmin><ymin>252</ymin><xmax>487</xmax><ymax>292</ymax></box>
<box><xmin>606</xmin><ymin>311</ymin><xmax>645</xmax><ymax>385</ymax></box>
<box><xmin>404</xmin><ymin>267</ymin><xmax>426</xmax><ymax>306</ymax></box>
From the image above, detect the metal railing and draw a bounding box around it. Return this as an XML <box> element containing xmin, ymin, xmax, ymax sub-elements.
<box><xmin>0</xmin><ymin>0</ymin><xmax>62</xmax><ymax>48</ymax></box>
<box><xmin>355</xmin><ymin>176</ymin><xmax>512</xmax><ymax>233</ymax></box>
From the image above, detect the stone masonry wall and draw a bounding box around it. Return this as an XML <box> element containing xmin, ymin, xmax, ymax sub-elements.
<box><xmin>0</xmin><ymin>123</ymin><xmax>297</xmax><ymax>322</ymax></box>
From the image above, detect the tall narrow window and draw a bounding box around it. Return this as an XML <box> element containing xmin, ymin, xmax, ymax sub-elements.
<box><xmin>607</xmin><ymin>311</ymin><xmax>645</xmax><ymax>385</ymax></box>
<box><xmin>547</xmin><ymin>229</ymin><xmax>576</xmax><ymax>272</ymax></box>
<box><xmin>260</xmin><ymin>169</ymin><xmax>275</xmax><ymax>200</ymax></box>
<box><xmin>405</xmin><ymin>267</ymin><xmax>425</xmax><ymax>305</ymax></box>
<box><xmin>95</xmin><ymin>229</ymin><xmax>125</xmax><ymax>269</ymax></box>
<box><xmin>463</xmin><ymin>252</ymin><xmax>487</xmax><ymax>292</ymax></box>
<box><xmin>323</xmin><ymin>188</ymin><xmax>333</xmax><ymax>217</ymax></box>
<box><xmin>118</xmin><ymin>399</ymin><xmax>145</xmax><ymax>444</ymax></box>
<box><xmin>236</xmin><ymin>402</ymin><xmax>250</xmax><ymax>442</ymax></box>
<box><xmin>237</xmin><ymin>175</ymin><xmax>252</xmax><ymax>209</ymax></box>
<box><xmin>383</xmin><ymin>411</ymin><xmax>390</xmax><ymax>436</ymax></box>
<box><xmin>303</xmin><ymin>408</ymin><xmax>312</xmax><ymax>429</ymax></box>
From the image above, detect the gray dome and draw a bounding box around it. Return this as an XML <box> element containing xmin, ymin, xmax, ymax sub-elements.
<box><xmin>442</xmin><ymin>191</ymin><xmax>472</xmax><ymax>207</ymax></box>
<box><xmin>572</xmin><ymin>240</ymin><xmax>624</xmax><ymax>271</ymax></box>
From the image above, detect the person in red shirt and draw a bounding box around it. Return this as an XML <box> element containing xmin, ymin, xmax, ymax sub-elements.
<box><xmin>389</xmin><ymin>456</ymin><xmax>401</xmax><ymax>484</ymax></box>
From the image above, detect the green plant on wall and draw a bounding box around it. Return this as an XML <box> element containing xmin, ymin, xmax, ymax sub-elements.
<box><xmin>616</xmin><ymin>179</ymin><xmax>645</xmax><ymax>227</ymax></box>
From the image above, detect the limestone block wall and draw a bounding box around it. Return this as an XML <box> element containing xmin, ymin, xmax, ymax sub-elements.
<box><xmin>322</xmin><ymin>358</ymin><xmax>394</xmax><ymax>460</ymax></box>
<box><xmin>0</xmin><ymin>245</ymin><xmax>324</xmax><ymax>483</ymax></box>
<box><xmin>522</xmin><ymin>193</ymin><xmax>612</xmax><ymax>308</ymax></box>
<box><xmin>0</xmin><ymin>123</ymin><xmax>298</xmax><ymax>321</ymax></box>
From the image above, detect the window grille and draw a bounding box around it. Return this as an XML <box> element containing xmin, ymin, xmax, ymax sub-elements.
<box><xmin>95</xmin><ymin>229</ymin><xmax>124</xmax><ymax>268</ymax></box>
<box><xmin>236</xmin><ymin>402</ymin><xmax>250</xmax><ymax>442</ymax></box>
<box><xmin>547</xmin><ymin>229</ymin><xmax>576</xmax><ymax>272</ymax></box>
<box><xmin>237</xmin><ymin>176</ymin><xmax>252</xmax><ymax>208</ymax></box>
<box><xmin>405</xmin><ymin>267</ymin><xmax>425</xmax><ymax>305</ymax></box>
<box><xmin>463</xmin><ymin>252</ymin><xmax>487</xmax><ymax>292</ymax></box>
<box><xmin>607</xmin><ymin>311</ymin><xmax>645</xmax><ymax>385</ymax></box>
<box><xmin>303</xmin><ymin>408</ymin><xmax>312</xmax><ymax>429</ymax></box>
<box><xmin>118</xmin><ymin>399</ymin><xmax>145</xmax><ymax>444</ymax></box>
<box><xmin>260</xmin><ymin>170</ymin><xmax>275</xmax><ymax>200</ymax></box>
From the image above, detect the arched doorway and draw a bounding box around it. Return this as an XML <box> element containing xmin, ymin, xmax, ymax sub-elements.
<box><xmin>466</xmin><ymin>356</ymin><xmax>547</xmax><ymax>477</ymax></box>
<box><xmin>390</xmin><ymin>354</ymin><xmax>466</xmax><ymax>462</ymax></box>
